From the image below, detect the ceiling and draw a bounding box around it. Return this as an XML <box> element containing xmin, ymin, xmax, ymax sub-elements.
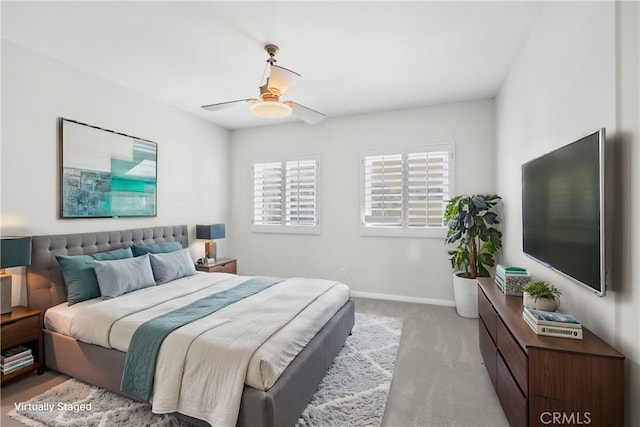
<box><xmin>1</xmin><ymin>1</ymin><xmax>542</xmax><ymax>130</ymax></box>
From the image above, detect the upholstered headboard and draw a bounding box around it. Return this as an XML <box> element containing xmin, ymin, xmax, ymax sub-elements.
<box><xmin>26</xmin><ymin>225</ymin><xmax>189</xmax><ymax>311</ymax></box>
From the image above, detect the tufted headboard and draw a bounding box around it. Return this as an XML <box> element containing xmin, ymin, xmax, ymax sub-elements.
<box><xmin>26</xmin><ymin>225</ymin><xmax>189</xmax><ymax>311</ymax></box>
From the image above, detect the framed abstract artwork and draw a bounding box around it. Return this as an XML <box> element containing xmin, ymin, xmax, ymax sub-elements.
<box><xmin>59</xmin><ymin>118</ymin><xmax>157</xmax><ymax>218</ymax></box>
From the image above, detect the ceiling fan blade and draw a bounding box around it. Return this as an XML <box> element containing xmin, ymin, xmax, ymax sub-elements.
<box><xmin>286</xmin><ymin>101</ymin><xmax>326</xmax><ymax>125</ymax></box>
<box><xmin>201</xmin><ymin>99</ymin><xmax>257</xmax><ymax>111</ymax></box>
<box><xmin>268</xmin><ymin>65</ymin><xmax>300</xmax><ymax>95</ymax></box>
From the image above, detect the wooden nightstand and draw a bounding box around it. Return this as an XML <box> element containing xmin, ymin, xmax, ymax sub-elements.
<box><xmin>195</xmin><ymin>258</ymin><xmax>237</xmax><ymax>274</ymax></box>
<box><xmin>1</xmin><ymin>306</ymin><xmax>44</xmax><ymax>384</ymax></box>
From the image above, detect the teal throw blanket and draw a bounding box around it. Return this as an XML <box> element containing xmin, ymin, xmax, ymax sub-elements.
<box><xmin>120</xmin><ymin>276</ymin><xmax>283</xmax><ymax>401</ymax></box>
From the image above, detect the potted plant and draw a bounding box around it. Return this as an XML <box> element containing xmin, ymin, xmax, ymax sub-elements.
<box><xmin>444</xmin><ymin>194</ymin><xmax>502</xmax><ymax>318</ymax></box>
<box><xmin>522</xmin><ymin>280</ymin><xmax>561</xmax><ymax>311</ymax></box>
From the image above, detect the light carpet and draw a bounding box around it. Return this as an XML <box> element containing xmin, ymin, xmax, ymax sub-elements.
<box><xmin>8</xmin><ymin>313</ymin><xmax>402</xmax><ymax>427</ymax></box>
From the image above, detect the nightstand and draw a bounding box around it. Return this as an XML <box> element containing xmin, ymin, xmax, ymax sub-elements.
<box><xmin>195</xmin><ymin>258</ymin><xmax>237</xmax><ymax>274</ymax></box>
<box><xmin>1</xmin><ymin>306</ymin><xmax>44</xmax><ymax>385</ymax></box>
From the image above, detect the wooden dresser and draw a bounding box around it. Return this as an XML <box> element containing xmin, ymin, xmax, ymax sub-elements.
<box><xmin>477</xmin><ymin>278</ymin><xmax>624</xmax><ymax>427</ymax></box>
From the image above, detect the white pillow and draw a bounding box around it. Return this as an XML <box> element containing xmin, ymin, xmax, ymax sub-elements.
<box><xmin>94</xmin><ymin>254</ymin><xmax>156</xmax><ymax>299</ymax></box>
<box><xmin>149</xmin><ymin>248</ymin><xmax>197</xmax><ymax>285</ymax></box>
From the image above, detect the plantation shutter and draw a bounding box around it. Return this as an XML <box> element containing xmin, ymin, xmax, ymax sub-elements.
<box><xmin>252</xmin><ymin>154</ymin><xmax>321</xmax><ymax>234</ymax></box>
<box><xmin>363</xmin><ymin>153</ymin><xmax>403</xmax><ymax>227</ymax></box>
<box><xmin>285</xmin><ymin>159</ymin><xmax>318</xmax><ymax>226</ymax></box>
<box><xmin>253</xmin><ymin>162</ymin><xmax>282</xmax><ymax>226</ymax></box>
<box><xmin>407</xmin><ymin>150</ymin><xmax>450</xmax><ymax>228</ymax></box>
<box><xmin>361</xmin><ymin>143</ymin><xmax>454</xmax><ymax>237</ymax></box>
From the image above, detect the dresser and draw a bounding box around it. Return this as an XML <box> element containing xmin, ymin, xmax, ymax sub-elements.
<box><xmin>477</xmin><ymin>278</ymin><xmax>624</xmax><ymax>427</ymax></box>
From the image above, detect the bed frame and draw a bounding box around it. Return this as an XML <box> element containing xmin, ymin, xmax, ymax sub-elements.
<box><xmin>26</xmin><ymin>225</ymin><xmax>354</xmax><ymax>427</ymax></box>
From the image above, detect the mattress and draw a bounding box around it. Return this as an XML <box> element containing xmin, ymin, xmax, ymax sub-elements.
<box><xmin>44</xmin><ymin>271</ymin><xmax>350</xmax><ymax>391</ymax></box>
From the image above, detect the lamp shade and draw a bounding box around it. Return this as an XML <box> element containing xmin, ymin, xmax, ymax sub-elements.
<box><xmin>0</xmin><ymin>236</ymin><xmax>32</xmax><ymax>268</ymax></box>
<box><xmin>196</xmin><ymin>224</ymin><xmax>226</xmax><ymax>240</ymax></box>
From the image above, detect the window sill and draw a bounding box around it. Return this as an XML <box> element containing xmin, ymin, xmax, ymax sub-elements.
<box><xmin>360</xmin><ymin>226</ymin><xmax>446</xmax><ymax>238</ymax></box>
<box><xmin>251</xmin><ymin>225</ymin><xmax>321</xmax><ymax>235</ymax></box>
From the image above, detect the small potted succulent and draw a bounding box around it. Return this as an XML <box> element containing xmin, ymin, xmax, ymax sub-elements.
<box><xmin>522</xmin><ymin>280</ymin><xmax>561</xmax><ymax>312</ymax></box>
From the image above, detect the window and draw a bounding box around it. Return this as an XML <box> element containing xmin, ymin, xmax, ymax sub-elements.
<box><xmin>252</xmin><ymin>154</ymin><xmax>320</xmax><ymax>234</ymax></box>
<box><xmin>361</xmin><ymin>144</ymin><xmax>454</xmax><ymax>237</ymax></box>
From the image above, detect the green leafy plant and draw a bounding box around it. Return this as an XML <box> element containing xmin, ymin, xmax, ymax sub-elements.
<box><xmin>444</xmin><ymin>194</ymin><xmax>502</xmax><ymax>279</ymax></box>
<box><xmin>522</xmin><ymin>281</ymin><xmax>562</xmax><ymax>301</ymax></box>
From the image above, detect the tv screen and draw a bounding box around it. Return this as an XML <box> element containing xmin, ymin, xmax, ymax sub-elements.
<box><xmin>522</xmin><ymin>129</ymin><xmax>605</xmax><ymax>296</ymax></box>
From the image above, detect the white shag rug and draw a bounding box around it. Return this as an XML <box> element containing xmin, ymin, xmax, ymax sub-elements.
<box><xmin>296</xmin><ymin>312</ymin><xmax>403</xmax><ymax>427</ymax></box>
<box><xmin>8</xmin><ymin>313</ymin><xmax>402</xmax><ymax>427</ymax></box>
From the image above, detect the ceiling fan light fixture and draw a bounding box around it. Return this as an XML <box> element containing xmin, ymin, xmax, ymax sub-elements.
<box><xmin>202</xmin><ymin>43</ymin><xmax>325</xmax><ymax>124</ymax></box>
<box><xmin>250</xmin><ymin>100</ymin><xmax>292</xmax><ymax>119</ymax></box>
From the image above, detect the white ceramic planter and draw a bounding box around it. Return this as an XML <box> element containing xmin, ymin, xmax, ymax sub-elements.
<box><xmin>523</xmin><ymin>292</ymin><xmax>560</xmax><ymax>311</ymax></box>
<box><xmin>452</xmin><ymin>272</ymin><xmax>478</xmax><ymax>318</ymax></box>
<box><xmin>523</xmin><ymin>291</ymin><xmax>536</xmax><ymax>308</ymax></box>
<box><xmin>535</xmin><ymin>297</ymin><xmax>559</xmax><ymax>312</ymax></box>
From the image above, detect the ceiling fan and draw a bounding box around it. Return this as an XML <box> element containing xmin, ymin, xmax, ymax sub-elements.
<box><xmin>201</xmin><ymin>44</ymin><xmax>326</xmax><ymax>125</ymax></box>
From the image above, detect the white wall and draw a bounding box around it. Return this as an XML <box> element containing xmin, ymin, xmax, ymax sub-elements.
<box><xmin>1</xmin><ymin>40</ymin><xmax>231</xmax><ymax>305</ymax></box>
<box><xmin>495</xmin><ymin>2</ymin><xmax>639</xmax><ymax>425</ymax></box>
<box><xmin>229</xmin><ymin>99</ymin><xmax>495</xmax><ymax>304</ymax></box>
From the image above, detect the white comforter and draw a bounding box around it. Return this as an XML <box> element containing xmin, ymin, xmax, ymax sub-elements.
<box><xmin>63</xmin><ymin>272</ymin><xmax>349</xmax><ymax>427</ymax></box>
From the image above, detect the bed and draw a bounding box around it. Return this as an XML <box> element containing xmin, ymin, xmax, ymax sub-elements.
<box><xmin>26</xmin><ymin>225</ymin><xmax>354</xmax><ymax>427</ymax></box>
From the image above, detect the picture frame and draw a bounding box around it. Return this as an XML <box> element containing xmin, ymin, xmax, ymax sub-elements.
<box><xmin>59</xmin><ymin>118</ymin><xmax>157</xmax><ymax>218</ymax></box>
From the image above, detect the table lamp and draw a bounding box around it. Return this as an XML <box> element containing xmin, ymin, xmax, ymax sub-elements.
<box><xmin>0</xmin><ymin>236</ymin><xmax>32</xmax><ymax>314</ymax></box>
<box><xmin>196</xmin><ymin>224</ymin><xmax>225</xmax><ymax>261</ymax></box>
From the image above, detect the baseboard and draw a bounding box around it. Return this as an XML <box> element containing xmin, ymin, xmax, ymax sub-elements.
<box><xmin>350</xmin><ymin>290</ymin><xmax>455</xmax><ymax>307</ymax></box>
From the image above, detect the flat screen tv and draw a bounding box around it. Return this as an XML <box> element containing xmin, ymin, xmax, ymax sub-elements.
<box><xmin>522</xmin><ymin>129</ymin><xmax>606</xmax><ymax>296</ymax></box>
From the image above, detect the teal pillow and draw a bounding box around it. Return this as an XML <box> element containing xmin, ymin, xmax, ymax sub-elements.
<box><xmin>94</xmin><ymin>254</ymin><xmax>156</xmax><ymax>299</ymax></box>
<box><xmin>92</xmin><ymin>247</ymin><xmax>133</xmax><ymax>261</ymax></box>
<box><xmin>56</xmin><ymin>255</ymin><xmax>100</xmax><ymax>305</ymax></box>
<box><xmin>56</xmin><ymin>247</ymin><xmax>134</xmax><ymax>305</ymax></box>
<box><xmin>132</xmin><ymin>241</ymin><xmax>182</xmax><ymax>256</ymax></box>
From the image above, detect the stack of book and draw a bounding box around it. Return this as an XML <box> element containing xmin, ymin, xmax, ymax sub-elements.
<box><xmin>1</xmin><ymin>345</ymin><xmax>34</xmax><ymax>375</ymax></box>
<box><xmin>495</xmin><ymin>264</ymin><xmax>530</xmax><ymax>296</ymax></box>
<box><xmin>522</xmin><ymin>307</ymin><xmax>583</xmax><ymax>340</ymax></box>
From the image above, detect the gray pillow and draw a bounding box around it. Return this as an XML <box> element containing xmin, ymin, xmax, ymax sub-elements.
<box><xmin>94</xmin><ymin>254</ymin><xmax>156</xmax><ymax>299</ymax></box>
<box><xmin>149</xmin><ymin>248</ymin><xmax>197</xmax><ymax>285</ymax></box>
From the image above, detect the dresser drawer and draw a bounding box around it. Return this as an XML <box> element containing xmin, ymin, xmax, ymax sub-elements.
<box><xmin>497</xmin><ymin>352</ymin><xmax>528</xmax><ymax>427</ymax></box>
<box><xmin>1</xmin><ymin>315</ymin><xmax>40</xmax><ymax>349</ymax></box>
<box><xmin>213</xmin><ymin>260</ymin><xmax>236</xmax><ymax>274</ymax></box>
<box><xmin>478</xmin><ymin>286</ymin><xmax>497</xmax><ymax>342</ymax></box>
<box><xmin>497</xmin><ymin>316</ymin><xmax>528</xmax><ymax>395</ymax></box>
<box><xmin>479</xmin><ymin>319</ymin><xmax>497</xmax><ymax>387</ymax></box>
